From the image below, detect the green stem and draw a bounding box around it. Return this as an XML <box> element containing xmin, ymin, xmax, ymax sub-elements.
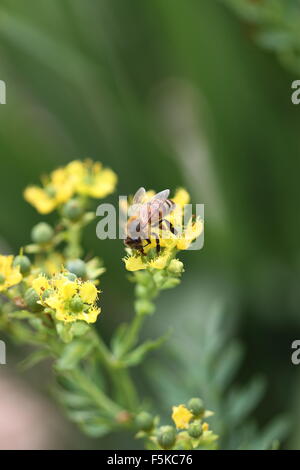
<box><xmin>92</xmin><ymin>328</ymin><xmax>139</xmax><ymax>411</ymax></box>
<box><xmin>65</xmin><ymin>223</ymin><xmax>82</xmax><ymax>259</ymax></box>
<box><xmin>120</xmin><ymin>314</ymin><xmax>145</xmax><ymax>356</ymax></box>
<box><xmin>68</xmin><ymin>368</ymin><xmax>122</xmax><ymax>417</ymax></box>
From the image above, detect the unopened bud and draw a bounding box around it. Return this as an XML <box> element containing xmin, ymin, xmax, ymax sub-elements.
<box><xmin>135</xmin><ymin>284</ymin><xmax>149</xmax><ymax>298</ymax></box>
<box><xmin>162</xmin><ymin>278</ymin><xmax>180</xmax><ymax>289</ymax></box>
<box><xmin>69</xmin><ymin>296</ymin><xmax>84</xmax><ymax>313</ymax></box>
<box><xmin>168</xmin><ymin>259</ymin><xmax>184</xmax><ymax>274</ymax></box>
<box><xmin>62</xmin><ymin>199</ymin><xmax>83</xmax><ymax>221</ymax></box>
<box><xmin>31</xmin><ymin>223</ymin><xmax>54</xmax><ymax>244</ymax></box>
<box><xmin>135</xmin><ymin>412</ymin><xmax>154</xmax><ymax>432</ymax></box>
<box><xmin>24</xmin><ymin>288</ymin><xmax>43</xmax><ymax>312</ymax></box>
<box><xmin>13</xmin><ymin>255</ymin><xmax>31</xmax><ymax>274</ymax></box>
<box><xmin>66</xmin><ymin>259</ymin><xmax>87</xmax><ymax>278</ymax></box>
<box><xmin>134</xmin><ymin>299</ymin><xmax>155</xmax><ymax>316</ymax></box>
<box><xmin>157</xmin><ymin>425</ymin><xmax>176</xmax><ymax>450</ymax></box>
<box><xmin>188</xmin><ymin>398</ymin><xmax>205</xmax><ymax>417</ymax></box>
<box><xmin>188</xmin><ymin>421</ymin><xmax>203</xmax><ymax>439</ymax></box>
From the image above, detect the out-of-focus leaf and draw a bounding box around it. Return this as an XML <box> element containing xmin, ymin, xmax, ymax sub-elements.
<box><xmin>122</xmin><ymin>333</ymin><xmax>169</xmax><ymax>368</ymax></box>
<box><xmin>56</xmin><ymin>339</ymin><xmax>94</xmax><ymax>371</ymax></box>
<box><xmin>214</xmin><ymin>341</ymin><xmax>244</xmax><ymax>392</ymax></box>
<box><xmin>226</xmin><ymin>377</ymin><xmax>266</xmax><ymax>427</ymax></box>
<box><xmin>18</xmin><ymin>348</ymin><xmax>50</xmax><ymax>370</ymax></box>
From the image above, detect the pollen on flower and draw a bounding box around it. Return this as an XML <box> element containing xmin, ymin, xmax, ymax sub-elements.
<box><xmin>32</xmin><ymin>276</ymin><xmax>50</xmax><ymax>295</ymax></box>
<box><xmin>172</xmin><ymin>404</ymin><xmax>193</xmax><ymax>430</ymax></box>
<box><xmin>0</xmin><ymin>255</ymin><xmax>22</xmax><ymax>292</ymax></box>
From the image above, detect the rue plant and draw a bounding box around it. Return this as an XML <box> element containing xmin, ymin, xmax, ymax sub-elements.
<box><xmin>0</xmin><ymin>159</ymin><xmax>216</xmax><ymax>450</ymax></box>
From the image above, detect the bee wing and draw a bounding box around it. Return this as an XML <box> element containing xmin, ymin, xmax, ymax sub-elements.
<box><xmin>150</xmin><ymin>189</ymin><xmax>170</xmax><ymax>201</ymax></box>
<box><xmin>133</xmin><ymin>187</ymin><xmax>146</xmax><ymax>204</ymax></box>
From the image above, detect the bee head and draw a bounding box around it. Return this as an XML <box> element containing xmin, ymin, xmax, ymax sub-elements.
<box><xmin>125</xmin><ymin>236</ymin><xmax>140</xmax><ymax>247</ymax></box>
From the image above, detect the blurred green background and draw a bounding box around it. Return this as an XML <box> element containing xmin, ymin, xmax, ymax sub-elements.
<box><xmin>1</xmin><ymin>0</ymin><xmax>300</xmax><ymax>449</ymax></box>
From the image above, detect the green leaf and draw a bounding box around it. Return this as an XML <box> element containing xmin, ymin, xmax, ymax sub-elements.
<box><xmin>56</xmin><ymin>323</ymin><xmax>73</xmax><ymax>343</ymax></box>
<box><xmin>56</xmin><ymin>339</ymin><xmax>94</xmax><ymax>371</ymax></box>
<box><xmin>18</xmin><ymin>348</ymin><xmax>50</xmax><ymax>370</ymax></box>
<box><xmin>70</xmin><ymin>321</ymin><xmax>90</xmax><ymax>337</ymax></box>
<box><xmin>55</xmin><ymin>389</ymin><xmax>94</xmax><ymax>408</ymax></box>
<box><xmin>226</xmin><ymin>377</ymin><xmax>266</xmax><ymax>427</ymax></box>
<box><xmin>253</xmin><ymin>415</ymin><xmax>290</xmax><ymax>450</ymax></box>
<box><xmin>8</xmin><ymin>310</ymin><xmax>33</xmax><ymax>319</ymax></box>
<box><xmin>214</xmin><ymin>341</ymin><xmax>244</xmax><ymax>392</ymax></box>
<box><xmin>110</xmin><ymin>322</ymin><xmax>129</xmax><ymax>356</ymax></box>
<box><xmin>122</xmin><ymin>333</ymin><xmax>169</xmax><ymax>367</ymax></box>
<box><xmin>79</xmin><ymin>421</ymin><xmax>112</xmax><ymax>438</ymax></box>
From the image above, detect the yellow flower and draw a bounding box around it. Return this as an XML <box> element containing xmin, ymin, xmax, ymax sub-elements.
<box><xmin>123</xmin><ymin>246</ymin><xmax>173</xmax><ymax>272</ymax></box>
<box><xmin>172</xmin><ymin>188</ymin><xmax>190</xmax><ymax>207</ymax></box>
<box><xmin>24</xmin><ymin>168</ymin><xmax>74</xmax><ymax>214</ymax></box>
<box><xmin>172</xmin><ymin>405</ymin><xmax>193</xmax><ymax>430</ymax></box>
<box><xmin>123</xmin><ymin>256</ymin><xmax>147</xmax><ymax>272</ymax></box>
<box><xmin>75</xmin><ymin>160</ymin><xmax>117</xmax><ymax>198</ymax></box>
<box><xmin>32</xmin><ymin>272</ymin><xmax>101</xmax><ymax>324</ymax></box>
<box><xmin>176</xmin><ymin>218</ymin><xmax>203</xmax><ymax>250</ymax></box>
<box><xmin>24</xmin><ymin>159</ymin><xmax>117</xmax><ymax>214</ymax></box>
<box><xmin>202</xmin><ymin>422</ymin><xmax>209</xmax><ymax>432</ymax></box>
<box><xmin>32</xmin><ymin>275</ymin><xmax>50</xmax><ymax>295</ymax></box>
<box><xmin>79</xmin><ymin>282</ymin><xmax>98</xmax><ymax>303</ymax></box>
<box><xmin>148</xmin><ymin>251</ymin><xmax>170</xmax><ymax>269</ymax></box>
<box><xmin>60</xmin><ymin>280</ymin><xmax>78</xmax><ymax>299</ymax></box>
<box><xmin>0</xmin><ymin>255</ymin><xmax>22</xmax><ymax>292</ymax></box>
<box><xmin>41</xmin><ymin>253</ymin><xmax>65</xmax><ymax>277</ymax></box>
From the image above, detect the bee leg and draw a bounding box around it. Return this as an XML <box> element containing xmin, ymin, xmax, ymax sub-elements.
<box><xmin>151</xmin><ymin>233</ymin><xmax>161</xmax><ymax>254</ymax></box>
<box><xmin>161</xmin><ymin>219</ymin><xmax>177</xmax><ymax>235</ymax></box>
<box><xmin>155</xmin><ymin>238</ymin><xmax>161</xmax><ymax>254</ymax></box>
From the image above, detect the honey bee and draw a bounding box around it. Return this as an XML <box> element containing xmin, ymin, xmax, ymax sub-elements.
<box><xmin>125</xmin><ymin>187</ymin><xmax>177</xmax><ymax>254</ymax></box>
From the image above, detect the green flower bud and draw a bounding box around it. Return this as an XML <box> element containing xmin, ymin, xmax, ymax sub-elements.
<box><xmin>31</xmin><ymin>223</ymin><xmax>54</xmax><ymax>244</ymax></box>
<box><xmin>135</xmin><ymin>284</ymin><xmax>149</xmax><ymax>298</ymax></box>
<box><xmin>188</xmin><ymin>421</ymin><xmax>203</xmax><ymax>439</ymax></box>
<box><xmin>0</xmin><ymin>274</ymin><xmax>5</xmax><ymax>285</ymax></box>
<box><xmin>135</xmin><ymin>412</ymin><xmax>154</xmax><ymax>432</ymax></box>
<box><xmin>188</xmin><ymin>398</ymin><xmax>205</xmax><ymax>417</ymax></box>
<box><xmin>24</xmin><ymin>288</ymin><xmax>43</xmax><ymax>312</ymax></box>
<box><xmin>13</xmin><ymin>255</ymin><xmax>31</xmax><ymax>274</ymax></box>
<box><xmin>42</xmin><ymin>289</ymin><xmax>52</xmax><ymax>301</ymax></box>
<box><xmin>157</xmin><ymin>426</ymin><xmax>176</xmax><ymax>450</ymax></box>
<box><xmin>69</xmin><ymin>296</ymin><xmax>84</xmax><ymax>313</ymax></box>
<box><xmin>134</xmin><ymin>299</ymin><xmax>155</xmax><ymax>316</ymax></box>
<box><xmin>62</xmin><ymin>199</ymin><xmax>83</xmax><ymax>221</ymax></box>
<box><xmin>162</xmin><ymin>278</ymin><xmax>180</xmax><ymax>289</ymax></box>
<box><xmin>66</xmin><ymin>259</ymin><xmax>87</xmax><ymax>278</ymax></box>
<box><xmin>168</xmin><ymin>259</ymin><xmax>184</xmax><ymax>274</ymax></box>
<box><xmin>153</xmin><ymin>271</ymin><xmax>166</xmax><ymax>286</ymax></box>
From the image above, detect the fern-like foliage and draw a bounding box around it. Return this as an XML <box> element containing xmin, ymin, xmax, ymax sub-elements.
<box><xmin>222</xmin><ymin>0</ymin><xmax>300</xmax><ymax>74</ymax></box>
<box><xmin>145</xmin><ymin>280</ymin><xmax>289</xmax><ymax>449</ymax></box>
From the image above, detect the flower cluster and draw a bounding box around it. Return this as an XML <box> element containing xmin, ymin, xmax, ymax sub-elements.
<box><xmin>24</xmin><ymin>159</ymin><xmax>117</xmax><ymax>214</ymax></box>
<box><xmin>135</xmin><ymin>397</ymin><xmax>218</xmax><ymax>450</ymax></box>
<box><xmin>123</xmin><ymin>188</ymin><xmax>203</xmax><ymax>272</ymax></box>
<box><xmin>0</xmin><ymin>255</ymin><xmax>22</xmax><ymax>292</ymax></box>
<box><xmin>31</xmin><ymin>272</ymin><xmax>100</xmax><ymax>323</ymax></box>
